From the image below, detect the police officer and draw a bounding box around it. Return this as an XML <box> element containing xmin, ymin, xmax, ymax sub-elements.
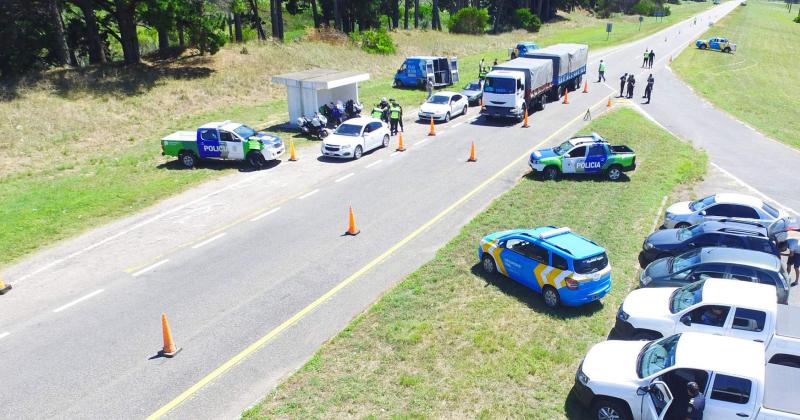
<box><xmin>686</xmin><ymin>382</ymin><xmax>705</xmax><ymax>420</ymax></box>
<box><xmin>644</xmin><ymin>74</ymin><xmax>654</xmax><ymax>104</ymax></box>
<box><xmin>626</xmin><ymin>74</ymin><xmax>636</xmax><ymax>99</ymax></box>
<box><xmin>389</xmin><ymin>98</ymin><xmax>402</xmax><ymax>135</ymax></box>
<box><xmin>379</xmin><ymin>97</ymin><xmax>390</xmax><ymax>122</ymax></box>
<box><xmin>597</xmin><ymin>60</ymin><xmax>606</xmax><ymax>82</ymax></box>
<box><xmin>619</xmin><ymin>73</ymin><xmax>628</xmax><ymax>97</ymax></box>
<box><xmin>371</xmin><ymin>103</ymin><xmax>384</xmax><ymax>119</ymax></box>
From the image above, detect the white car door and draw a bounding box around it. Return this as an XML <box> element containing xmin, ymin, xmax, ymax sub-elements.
<box><xmin>674</xmin><ymin>305</ymin><xmax>732</xmax><ymax>336</ymax></box>
<box><xmin>368</xmin><ymin>122</ymin><xmax>383</xmax><ymax>151</ymax></box>
<box><xmin>641</xmin><ymin>381</ymin><xmax>673</xmax><ymax>420</ymax></box>
<box><xmin>703</xmin><ymin>373</ymin><xmax>757</xmax><ymax>419</ymax></box>
<box><xmin>220</xmin><ymin>130</ymin><xmax>245</xmax><ymax>160</ymax></box>
<box><xmin>562</xmin><ymin>146</ymin><xmax>587</xmax><ymax>174</ymax></box>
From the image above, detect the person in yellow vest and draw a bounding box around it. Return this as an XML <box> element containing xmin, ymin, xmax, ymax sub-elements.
<box><xmin>389</xmin><ymin>98</ymin><xmax>402</xmax><ymax>135</ymax></box>
<box><xmin>642</xmin><ymin>49</ymin><xmax>649</xmax><ymax>68</ymax></box>
<box><xmin>371</xmin><ymin>103</ymin><xmax>384</xmax><ymax>120</ymax></box>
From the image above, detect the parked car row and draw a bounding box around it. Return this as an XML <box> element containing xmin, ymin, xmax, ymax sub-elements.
<box><xmin>571</xmin><ymin>194</ymin><xmax>800</xmax><ymax>420</ymax></box>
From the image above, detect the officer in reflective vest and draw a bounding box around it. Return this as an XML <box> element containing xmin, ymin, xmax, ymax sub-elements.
<box><xmin>371</xmin><ymin>105</ymin><xmax>384</xmax><ymax>119</ymax></box>
<box><xmin>389</xmin><ymin>99</ymin><xmax>402</xmax><ymax>135</ymax></box>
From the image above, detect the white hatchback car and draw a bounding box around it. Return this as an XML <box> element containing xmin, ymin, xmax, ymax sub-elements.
<box><xmin>320</xmin><ymin>117</ymin><xmax>390</xmax><ymax>160</ymax></box>
<box><xmin>662</xmin><ymin>193</ymin><xmax>785</xmax><ymax>229</ymax></box>
<box><xmin>418</xmin><ymin>91</ymin><xmax>469</xmax><ymax>122</ymax></box>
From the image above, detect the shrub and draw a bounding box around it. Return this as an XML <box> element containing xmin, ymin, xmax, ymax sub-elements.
<box><xmin>351</xmin><ymin>29</ymin><xmax>396</xmax><ymax>54</ymax></box>
<box><xmin>512</xmin><ymin>8</ymin><xmax>543</xmax><ymax>32</ymax></box>
<box><xmin>630</xmin><ymin>0</ymin><xmax>657</xmax><ymax>16</ymax></box>
<box><xmin>794</xmin><ymin>14</ymin><xmax>800</xmax><ymax>23</ymax></box>
<box><xmin>447</xmin><ymin>7</ymin><xmax>490</xmax><ymax>34</ymax></box>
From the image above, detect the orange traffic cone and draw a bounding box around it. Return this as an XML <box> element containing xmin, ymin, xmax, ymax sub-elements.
<box><xmin>0</xmin><ymin>278</ymin><xmax>11</xmax><ymax>295</ymax></box>
<box><xmin>583</xmin><ymin>80</ymin><xmax>589</xmax><ymax>93</ymax></box>
<box><xmin>396</xmin><ymin>132</ymin><xmax>406</xmax><ymax>152</ymax></box>
<box><xmin>345</xmin><ymin>206</ymin><xmax>360</xmax><ymax>236</ymax></box>
<box><xmin>289</xmin><ymin>140</ymin><xmax>297</xmax><ymax>161</ymax></box>
<box><xmin>160</xmin><ymin>313</ymin><xmax>181</xmax><ymax>358</ymax></box>
<box><xmin>467</xmin><ymin>142</ymin><xmax>477</xmax><ymax>162</ymax></box>
<box><xmin>522</xmin><ymin>108</ymin><xmax>529</xmax><ymax>128</ymax></box>
<box><xmin>562</xmin><ymin>89</ymin><xmax>570</xmax><ymax>104</ymax></box>
<box><xmin>607</xmin><ymin>96</ymin><xmax>613</xmax><ymax>108</ymax></box>
<box><xmin>428</xmin><ymin>116</ymin><xmax>436</xmax><ymax>136</ymax></box>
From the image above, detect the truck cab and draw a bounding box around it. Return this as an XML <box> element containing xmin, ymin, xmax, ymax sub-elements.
<box><xmin>393</xmin><ymin>56</ymin><xmax>459</xmax><ymax>88</ymax></box>
<box><xmin>482</xmin><ymin>70</ymin><xmax>525</xmax><ymax>118</ymax></box>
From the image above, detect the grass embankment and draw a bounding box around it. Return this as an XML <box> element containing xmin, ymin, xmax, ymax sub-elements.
<box><xmin>672</xmin><ymin>0</ymin><xmax>800</xmax><ymax>149</ymax></box>
<box><xmin>242</xmin><ymin>107</ymin><xmax>707</xmax><ymax>419</ymax></box>
<box><xmin>0</xmin><ymin>2</ymin><xmax>713</xmax><ymax>267</ymax></box>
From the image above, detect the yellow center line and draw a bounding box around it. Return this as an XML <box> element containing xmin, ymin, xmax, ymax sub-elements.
<box><xmin>146</xmin><ymin>94</ymin><xmax>614</xmax><ymax>419</ymax></box>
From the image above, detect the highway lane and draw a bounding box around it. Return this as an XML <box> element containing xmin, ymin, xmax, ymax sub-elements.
<box><xmin>0</xmin><ymin>3</ymin><xmax>746</xmax><ymax>418</ymax></box>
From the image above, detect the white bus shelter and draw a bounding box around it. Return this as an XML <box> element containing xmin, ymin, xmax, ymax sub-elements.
<box><xmin>272</xmin><ymin>69</ymin><xmax>370</xmax><ymax>127</ymax></box>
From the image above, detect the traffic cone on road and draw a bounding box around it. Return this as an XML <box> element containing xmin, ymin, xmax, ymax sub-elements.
<box><xmin>467</xmin><ymin>142</ymin><xmax>477</xmax><ymax>162</ymax></box>
<box><xmin>0</xmin><ymin>278</ymin><xmax>11</xmax><ymax>295</ymax></box>
<box><xmin>607</xmin><ymin>96</ymin><xmax>613</xmax><ymax>108</ymax></box>
<box><xmin>522</xmin><ymin>108</ymin><xmax>529</xmax><ymax>128</ymax></box>
<box><xmin>160</xmin><ymin>313</ymin><xmax>181</xmax><ymax>358</ymax></box>
<box><xmin>563</xmin><ymin>89</ymin><xmax>570</xmax><ymax>104</ymax></box>
<box><xmin>428</xmin><ymin>116</ymin><xmax>436</xmax><ymax>136</ymax></box>
<box><xmin>289</xmin><ymin>140</ymin><xmax>297</xmax><ymax>161</ymax></box>
<box><xmin>583</xmin><ymin>80</ymin><xmax>589</xmax><ymax>93</ymax></box>
<box><xmin>396</xmin><ymin>132</ymin><xmax>406</xmax><ymax>152</ymax></box>
<box><xmin>345</xmin><ymin>206</ymin><xmax>360</xmax><ymax>236</ymax></box>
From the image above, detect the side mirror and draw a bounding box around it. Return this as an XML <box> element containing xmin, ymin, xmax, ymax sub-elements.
<box><xmin>700</xmin><ymin>210</ymin><xmax>707</xmax><ymax>216</ymax></box>
<box><xmin>680</xmin><ymin>315</ymin><xmax>692</xmax><ymax>326</ymax></box>
<box><xmin>636</xmin><ymin>385</ymin><xmax>650</xmax><ymax>396</ymax></box>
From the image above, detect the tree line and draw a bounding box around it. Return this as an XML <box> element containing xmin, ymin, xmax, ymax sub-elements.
<box><xmin>0</xmin><ymin>0</ymin><xmax>670</xmax><ymax>78</ymax></box>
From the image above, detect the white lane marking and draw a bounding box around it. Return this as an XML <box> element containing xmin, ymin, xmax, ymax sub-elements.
<box><xmin>250</xmin><ymin>207</ymin><xmax>281</xmax><ymax>222</ymax></box>
<box><xmin>0</xmin><ymin>332</ymin><xmax>9</xmax><ymax>341</ymax></box>
<box><xmin>131</xmin><ymin>259</ymin><xmax>171</xmax><ymax>277</ymax></box>
<box><xmin>334</xmin><ymin>173</ymin><xmax>355</xmax><ymax>183</ymax></box>
<box><xmin>415</xmin><ymin>138</ymin><xmax>430</xmax><ymax>147</ymax></box>
<box><xmin>53</xmin><ymin>289</ymin><xmax>105</xmax><ymax>313</ymax></box>
<box><xmin>191</xmin><ymin>233</ymin><xmax>227</xmax><ymax>249</ymax></box>
<box><xmin>298</xmin><ymin>189</ymin><xmax>320</xmax><ymax>200</ymax></box>
<box><xmin>651</xmin><ymin>196</ymin><xmax>668</xmax><ymax>232</ymax></box>
<box><xmin>390</xmin><ymin>151</ymin><xmax>401</xmax><ymax>157</ymax></box>
<box><xmin>365</xmin><ymin>160</ymin><xmax>383</xmax><ymax>169</ymax></box>
<box><xmin>452</xmin><ymin>122</ymin><xmax>464</xmax><ymax>128</ymax></box>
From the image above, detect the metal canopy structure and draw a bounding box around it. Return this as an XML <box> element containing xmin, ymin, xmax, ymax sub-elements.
<box><xmin>272</xmin><ymin>69</ymin><xmax>370</xmax><ymax>127</ymax></box>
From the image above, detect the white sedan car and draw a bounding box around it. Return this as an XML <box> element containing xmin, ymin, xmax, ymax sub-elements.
<box><xmin>662</xmin><ymin>193</ymin><xmax>785</xmax><ymax>229</ymax></box>
<box><xmin>320</xmin><ymin>117</ymin><xmax>390</xmax><ymax>160</ymax></box>
<box><xmin>418</xmin><ymin>91</ymin><xmax>469</xmax><ymax>123</ymax></box>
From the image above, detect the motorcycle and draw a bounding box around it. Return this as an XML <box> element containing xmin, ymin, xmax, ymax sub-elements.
<box><xmin>344</xmin><ymin>99</ymin><xmax>363</xmax><ymax>120</ymax></box>
<box><xmin>320</xmin><ymin>101</ymin><xmax>345</xmax><ymax>127</ymax></box>
<box><xmin>297</xmin><ymin>112</ymin><xmax>330</xmax><ymax>139</ymax></box>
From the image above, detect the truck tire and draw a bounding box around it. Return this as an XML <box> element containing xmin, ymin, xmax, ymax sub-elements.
<box><xmin>591</xmin><ymin>399</ymin><xmax>631</xmax><ymax>420</ymax></box>
<box><xmin>542</xmin><ymin>286</ymin><xmax>561</xmax><ymax>309</ymax></box>
<box><xmin>247</xmin><ymin>151</ymin><xmax>266</xmax><ymax>169</ymax></box>
<box><xmin>606</xmin><ymin>165</ymin><xmax>623</xmax><ymax>181</ymax></box>
<box><xmin>534</xmin><ymin>95</ymin><xmax>546</xmax><ymax>111</ymax></box>
<box><xmin>575</xmin><ymin>75</ymin><xmax>583</xmax><ymax>91</ymax></box>
<box><xmin>178</xmin><ymin>151</ymin><xmax>196</xmax><ymax>168</ymax></box>
<box><xmin>544</xmin><ymin>166</ymin><xmax>560</xmax><ymax>181</ymax></box>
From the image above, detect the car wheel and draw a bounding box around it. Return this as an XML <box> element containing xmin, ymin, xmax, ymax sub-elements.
<box><xmin>542</xmin><ymin>286</ymin><xmax>560</xmax><ymax>309</ymax></box>
<box><xmin>723</xmin><ymin>47</ymin><xmax>731</xmax><ymax>53</ymax></box>
<box><xmin>675</xmin><ymin>222</ymin><xmax>691</xmax><ymax>229</ymax></box>
<box><xmin>591</xmin><ymin>399</ymin><xmax>630</xmax><ymax>420</ymax></box>
<box><xmin>462</xmin><ymin>105</ymin><xmax>468</xmax><ymax>116</ymax></box>
<box><xmin>633</xmin><ymin>331</ymin><xmax>661</xmax><ymax>341</ymax></box>
<box><xmin>444</xmin><ymin>112</ymin><xmax>450</xmax><ymax>122</ymax></box>
<box><xmin>544</xmin><ymin>166</ymin><xmax>560</xmax><ymax>181</ymax></box>
<box><xmin>179</xmin><ymin>151</ymin><xmax>196</xmax><ymax>168</ymax></box>
<box><xmin>319</xmin><ymin>129</ymin><xmax>329</xmax><ymax>139</ymax></box>
<box><xmin>607</xmin><ymin>165</ymin><xmax>623</xmax><ymax>181</ymax></box>
<box><xmin>247</xmin><ymin>151</ymin><xmax>266</xmax><ymax>169</ymax></box>
<box><xmin>699</xmin><ymin>44</ymin><xmax>707</xmax><ymax>50</ymax></box>
<box><xmin>353</xmin><ymin>145</ymin><xmax>363</xmax><ymax>160</ymax></box>
<box><xmin>382</xmin><ymin>134</ymin><xmax>390</xmax><ymax>148</ymax></box>
<box><xmin>482</xmin><ymin>255</ymin><xmax>497</xmax><ymax>274</ymax></box>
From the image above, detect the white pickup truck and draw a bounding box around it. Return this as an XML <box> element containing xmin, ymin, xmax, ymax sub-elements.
<box><xmin>573</xmin><ymin>332</ymin><xmax>800</xmax><ymax>420</ymax></box>
<box><xmin>611</xmin><ymin>278</ymin><xmax>800</xmax><ymax>363</ymax></box>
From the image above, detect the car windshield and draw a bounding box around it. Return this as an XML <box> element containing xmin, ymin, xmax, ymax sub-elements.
<box><xmin>428</xmin><ymin>95</ymin><xmax>450</xmax><ymax>104</ymax></box>
<box><xmin>464</xmin><ymin>82</ymin><xmax>481</xmax><ymax>90</ymax></box>
<box><xmin>690</xmin><ymin>195</ymin><xmax>716</xmax><ymax>211</ymax></box>
<box><xmin>676</xmin><ymin>225</ymin><xmax>703</xmax><ymax>241</ymax></box>
<box><xmin>483</xmin><ymin>77</ymin><xmax>516</xmax><ymax>94</ymax></box>
<box><xmin>574</xmin><ymin>253</ymin><xmax>609</xmax><ymax>275</ymax></box>
<box><xmin>670</xmin><ymin>249</ymin><xmax>701</xmax><ymax>273</ymax></box>
<box><xmin>637</xmin><ymin>334</ymin><xmax>680</xmax><ymax>378</ymax></box>
<box><xmin>233</xmin><ymin>125</ymin><xmax>257</xmax><ymax>139</ymax></box>
<box><xmin>669</xmin><ymin>280</ymin><xmax>705</xmax><ymax>313</ymax></box>
<box><xmin>553</xmin><ymin>140</ymin><xmax>573</xmax><ymax>155</ymax></box>
<box><xmin>334</xmin><ymin>124</ymin><xmax>363</xmax><ymax>136</ymax></box>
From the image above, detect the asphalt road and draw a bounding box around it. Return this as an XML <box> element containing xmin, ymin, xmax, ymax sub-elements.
<box><xmin>1</xmin><ymin>2</ymin><xmax>780</xmax><ymax>418</ymax></box>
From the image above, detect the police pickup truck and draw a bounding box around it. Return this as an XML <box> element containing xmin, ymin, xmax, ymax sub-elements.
<box><xmin>161</xmin><ymin>121</ymin><xmax>284</xmax><ymax>169</ymax></box>
<box><xmin>529</xmin><ymin>133</ymin><xmax>636</xmax><ymax>181</ymax></box>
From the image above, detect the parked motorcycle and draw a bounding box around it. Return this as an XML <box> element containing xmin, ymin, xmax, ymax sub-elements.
<box><xmin>320</xmin><ymin>101</ymin><xmax>345</xmax><ymax>127</ymax></box>
<box><xmin>344</xmin><ymin>99</ymin><xmax>363</xmax><ymax>120</ymax></box>
<box><xmin>297</xmin><ymin>112</ymin><xmax>329</xmax><ymax>139</ymax></box>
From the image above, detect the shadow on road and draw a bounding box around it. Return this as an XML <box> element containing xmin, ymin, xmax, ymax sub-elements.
<box><xmin>157</xmin><ymin>158</ymin><xmax>281</xmax><ymax>173</ymax></box>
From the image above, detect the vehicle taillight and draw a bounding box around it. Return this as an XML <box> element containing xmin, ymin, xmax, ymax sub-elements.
<box><xmin>565</xmin><ymin>278</ymin><xmax>579</xmax><ymax>290</ymax></box>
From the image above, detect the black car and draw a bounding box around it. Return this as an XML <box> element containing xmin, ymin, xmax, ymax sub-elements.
<box><xmin>640</xmin><ymin>220</ymin><xmax>778</xmax><ymax>265</ymax></box>
<box><xmin>459</xmin><ymin>81</ymin><xmax>483</xmax><ymax>106</ymax></box>
<box><xmin>639</xmin><ymin>247</ymin><xmax>790</xmax><ymax>304</ymax></box>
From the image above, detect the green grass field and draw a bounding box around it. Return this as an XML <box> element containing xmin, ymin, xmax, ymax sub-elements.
<box><xmin>0</xmin><ymin>2</ymin><xmax>713</xmax><ymax>267</ymax></box>
<box><xmin>672</xmin><ymin>0</ymin><xmax>800</xmax><ymax>149</ymax></box>
<box><xmin>242</xmin><ymin>107</ymin><xmax>708</xmax><ymax>419</ymax></box>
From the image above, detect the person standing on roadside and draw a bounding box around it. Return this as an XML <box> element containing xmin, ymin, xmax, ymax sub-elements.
<box><xmin>597</xmin><ymin>60</ymin><xmax>606</xmax><ymax>82</ymax></box>
<box><xmin>644</xmin><ymin>74</ymin><xmax>654</xmax><ymax>103</ymax></box>
<box><xmin>619</xmin><ymin>73</ymin><xmax>628</xmax><ymax>97</ymax></box>
<box><xmin>686</xmin><ymin>382</ymin><xmax>706</xmax><ymax>420</ymax></box>
<box><xmin>786</xmin><ymin>237</ymin><xmax>800</xmax><ymax>286</ymax></box>
<box><xmin>643</xmin><ymin>49</ymin><xmax>649</xmax><ymax>67</ymax></box>
<box><xmin>389</xmin><ymin>98</ymin><xmax>401</xmax><ymax>135</ymax></box>
<box><xmin>648</xmin><ymin>50</ymin><xmax>656</xmax><ymax>68</ymax></box>
<box><xmin>627</xmin><ymin>74</ymin><xmax>636</xmax><ymax>98</ymax></box>
<box><xmin>426</xmin><ymin>77</ymin><xmax>434</xmax><ymax>99</ymax></box>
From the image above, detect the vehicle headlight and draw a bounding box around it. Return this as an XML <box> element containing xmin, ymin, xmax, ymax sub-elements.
<box><xmin>617</xmin><ymin>305</ymin><xmax>630</xmax><ymax>321</ymax></box>
<box><xmin>664</xmin><ymin>212</ymin><xmax>674</xmax><ymax>220</ymax></box>
<box><xmin>576</xmin><ymin>363</ymin><xmax>590</xmax><ymax>385</ymax></box>
<box><xmin>644</xmin><ymin>241</ymin><xmax>654</xmax><ymax>250</ymax></box>
<box><xmin>340</xmin><ymin>144</ymin><xmax>351</xmax><ymax>149</ymax></box>
<box><xmin>640</xmin><ymin>274</ymin><xmax>653</xmax><ymax>286</ymax></box>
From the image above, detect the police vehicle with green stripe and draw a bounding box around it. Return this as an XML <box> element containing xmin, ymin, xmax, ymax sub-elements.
<box><xmin>529</xmin><ymin>133</ymin><xmax>636</xmax><ymax>181</ymax></box>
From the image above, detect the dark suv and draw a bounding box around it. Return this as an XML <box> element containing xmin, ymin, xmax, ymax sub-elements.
<box><xmin>639</xmin><ymin>247</ymin><xmax>790</xmax><ymax>304</ymax></box>
<box><xmin>640</xmin><ymin>220</ymin><xmax>778</xmax><ymax>265</ymax></box>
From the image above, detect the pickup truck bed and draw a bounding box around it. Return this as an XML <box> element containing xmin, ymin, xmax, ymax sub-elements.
<box><xmin>162</xmin><ymin>131</ymin><xmax>197</xmax><ymax>142</ymax></box>
<box><xmin>610</xmin><ymin>145</ymin><xmax>634</xmax><ymax>154</ymax></box>
<box><xmin>760</xmin><ymin>363</ymin><xmax>800</xmax><ymax>418</ymax></box>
